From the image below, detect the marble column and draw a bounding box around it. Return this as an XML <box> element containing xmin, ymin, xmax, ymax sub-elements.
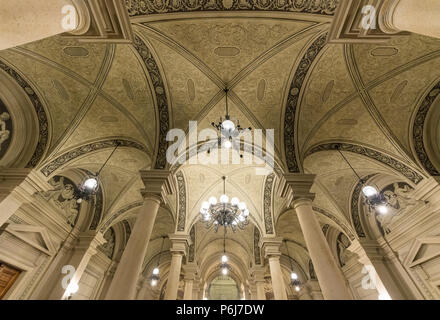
<box><xmin>251</xmin><ymin>267</ymin><xmax>267</xmax><ymax>300</ymax></box>
<box><xmin>105</xmin><ymin>170</ymin><xmax>173</xmax><ymax>300</ymax></box>
<box><xmin>0</xmin><ymin>0</ymin><xmax>91</xmax><ymax>51</ymax></box>
<box><xmin>48</xmin><ymin>232</ymin><xmax>105</xmax><ymax>300</ymax></box>
<box><xmin>281</xmin><ymin>174</ymin><xmax>352</xmax><ymax>300</ymax></box>
<box><xmin>164</xmin><ymin>234</ymin><xmax>191</xmax><ymax>300</ymax></box>
<box><xmin>379</xmin><ymin>0</ymin><xmax>440</xmax><ymax>39</ymax></box>
<box><xmin>183</xmin><ymin>264</ymin><xmax>198</xmax><ymax>300</ymax></box>
<box><xmin>183</xmin><ymin>279</ymin><xmax>193</xmax><ymax>300</ymax></box>
<box><xmin>261</xmin><ymin>239</ymin><xmax>287</xmax><ymax>300</ymax></box>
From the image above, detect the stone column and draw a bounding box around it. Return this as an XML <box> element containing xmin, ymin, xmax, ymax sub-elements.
<box><xmin>48</xmin><ymin>232</ymin><xmax>105</xmax><ymax>300</ymax></box>
<box><xmin>105</xmin><ymin>170</ymin><xmax>173</xmax><ymax>300</ymax></box>
<box><xmin>97</xmin><ymin>261</ymin><xmax>118</xmax><ymax>299</ymax></box>
<box><xmin>261</xmin><ymin>238</ymin><xmax>287</xmax><ymax>300</ymax></box>
<box><xmin>164</xmin><ymin>234</ymin><xmax>191</xmax><ymax>300</ymax></box>
<box><xmin>183</xmin><ymin>264</ymin><xmax>198</xmax><ymax>300</ymax></box>
<box><xmin>251</xmin><ymin>267</ymin><xmax>266</xmax><ymax>300</ymax></box>
<box><xmin>249</xmin><ymin>282</ymin><xmax>258</xmax><ymax>300</ymax></box>
<box><xmin>379</xmin><ymin>0</ymin><xmax>440</xmax><ymax>39</ymax></box>
<box><xmin>0</xmin><ymin>0</ymin><xmax>91</xmax><ymax>51</ymax></box>
<box><xmin>281</xmin><ymin>174</ymin><xmax>353</xmax><ymax>300</ymax></box>
<box><xmin>183</xmin><ymin>279</ymin><xmax>193</xmax><ymax>300</ymax></box>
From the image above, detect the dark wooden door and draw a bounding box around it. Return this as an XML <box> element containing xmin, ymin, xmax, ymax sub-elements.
<box><xmin>0</xmin><ymin>263</ymin><xmax>21</xmax><ymax>299</ymax></box>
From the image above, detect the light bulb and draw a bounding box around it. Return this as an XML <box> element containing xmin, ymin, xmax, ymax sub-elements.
<box><xmin>222</xmin><ymin>255</ymin><xmax>228</xmax><ymax>263</ymax></box>
<box><xmin>377</xmin><ymin>205</ymin><xmax>388</xmax><ymax>215</ymax></box>
<box><xmin>201</xmin><ymin>201</ymin><xmax>210</xmax><ymax>210</ymax></box>
<box><xmin>232</xmin><ymin>220</ymin><xmax>238</xmax><ymax>226</ymax></box>
<box><xmin>151</xmin><ymin>279</ymin><xmax>158</xmax><ymax>287</ymax></box>
<box><xmin>83</xmin><ymin>177</ymin><xmax>98</xmax><ymax>190</ymax></box>
<box><xmin>222</xmin><ymin>267</ymin><xmax>228</xmax><ymax>275</ymax></box>
<box><xmin>153</xmin><ymin>268</ymin><xmax>159</xmax><ymax>275</ymax></box>
<box><xmin>231</xmin><ymin>197</ymin><xmax>240</xmax><ymax>206</ymax></box>
<box><xmin>295</xmin><ymin>286</ymin><xmax>300</xmax><ymax>292</ymax></box>
<box><xmin>238</xmin><ymin>215</ymin><xmax>245</xmax><ymax>222</ymax></box>
<box><xmin>200</xmin><ymin>207</ymin><xmax>207</xmax><ymax>214</ymax></box>
<box><xmin>238</xmin><ymin>202</ymin><xmax>246</xmax><ymax>210</ymax></box>
<box><xmin>243</xmin><ymin>209</ymin><xmax>249</xmax><ymax>217</ymax></box>
<box><xmin>220</xmin><ymin>194</ymin><xmax>229</xmax><ymax>204</ymax></box>
<box><xmin>291</xmin><ymin>272</ymin><xmax>298</xmax><ymax>280</ymax></box>
<box><xmin>222</xmin><ymin>120</ymin><xmax>235</xmax><ymax>132</ymax></box>
<box><xmin>224</xmin><ymin>140</ymin><xmax>232</xmax><ymax>149</ymax></box>
<box><xmin>76</xmin><ymin>198</ymin><xmax>83</xmax><ymax>204</ymax></box>
<box><xmin>204</xmin><ymin>214</ymin><xmax>211</xmax><ymax>221</ymax></box>
<box><xmin>209</xmin><ymin>196</ymin><xmax>217</xmax><ymax>205</ymax></box>
<box><xmin>362</xmin><ymin>185</ymin><xmax>378</xmax><ymax>198</ymax></box>
<box><xmin>67</xmin><ymin>282</ymin><xmax>79</xmax><ymax>294</ymax></box>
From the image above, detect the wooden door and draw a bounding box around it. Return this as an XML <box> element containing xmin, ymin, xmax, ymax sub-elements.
<box><xmin>0</xmin><ymin>263</ymin><xmax>21</xmax><ymax>299</ymax></box>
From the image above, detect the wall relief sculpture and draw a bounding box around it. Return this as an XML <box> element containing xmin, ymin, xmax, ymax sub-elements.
<box><xmin>375</xmin><ymin>182</ymin><xmax>426</xmax><ymax>235</ymax></box>
<box><xmin>39</xmin><ymin>176</ymin><xmax>81</xmax><ymax>227</ymax></box>
<box><xmin>98</xmin><ymin>228</ymin><xmax>115</xmax><ymax>259</ymax></box>
<box><xmin>0</xmin><ymin>99</ymin><xmax>11</xmax><ymax>159</ymax></box>
<box><xmin>336</xmin><ymin>233</ymin><xmax>351</xmax><ymax>267</ymax></box>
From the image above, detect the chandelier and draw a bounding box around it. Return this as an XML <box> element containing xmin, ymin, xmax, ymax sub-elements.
<box><xmin>200</xmin><ymin>176</ymin><xmax>250</xmax><ymax>233</ymax></box>
<box><xmin>219</xmin><ymin>229</ymin><xmax>232</xmax><ymax>276</ymax></box>
<box><xmin>150</xmin><ymin>236</ymin><xmax>166</xmax><ymax>287</ymax></box>
<box><xmin>210</xmin><ymin>88</ymin><xmax>252</xmax><ymax>150</ymax></box>
<box><xmin>336</xmin><ymin>146</ymin><xmax>391</xmax><ymax>215</ymax></box>
<box><xmin>75</xmin><ymin>141</ymin><xmax>121</xmax><ymax>203</ymax></box>
<box><xmin>284</xmin><ymin>240</ymin><xmax>302</xmax><ymax>293</ymax></box>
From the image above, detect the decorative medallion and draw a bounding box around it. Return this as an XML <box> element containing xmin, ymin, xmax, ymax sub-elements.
<box><xmin>284</xmin><ymin>33</ymin><xmax>328</xmax><ymax>173</ymax></box>
<box><xmin>133</xmin><ymin>35</ymin><xmax>170</xmax><ymax>170</ymax></box>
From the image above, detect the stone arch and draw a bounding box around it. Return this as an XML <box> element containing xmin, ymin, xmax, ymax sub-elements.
<box><xmin>0</xmin><ymin>59</ymin><xmax>49</xmax><ymax>168</ymax></box>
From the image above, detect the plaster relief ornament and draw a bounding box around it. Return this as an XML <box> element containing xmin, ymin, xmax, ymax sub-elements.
<box><xmin>99</xmin><ymin>228</ymin><xmax>115</xmax><ymax>259</ymax></box>
<box><xmin>0</xmin><ymin>112</ymin><xmax>11</xmax><ymax>151</ymax></box>
<box><xmin>375</xmin><ymin>183</ymin><xmax>426</xmax><ymax>234</ymax></box>
<box><xmin>336</xmin><ymin>233</ymin><xmax>351</xmax><ymax>267</ymax></box>
<box><xmin>40</xmin><ymin>176</ymin><xmax>80</xmax><ymax>227</ymax></box>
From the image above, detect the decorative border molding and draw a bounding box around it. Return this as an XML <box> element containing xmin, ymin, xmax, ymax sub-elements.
<box><xmin>350</xmin><ymin>174</ymin><xmax>376</xmax><ymax>238</ymax></box>
<box><xmin>263</xmin><ymin>174</ymin><xmax>275</xmax><ymax>235</ymax></box>
<box><xmin>306</xmin><ymin>143</ymin><xmax>424</xmax><ymax>184</ymax></box>
<box><xmin>284</xmin><ymin>33</ymin><xmax>327</xmax><ymax>173</ymax></box>
<box><xmin>40</xmin><ymin>139</ymin><xmax>147</xmax><ymax>177</ymax></box>
<box><xmin>254</xmin><ymin>226</ymin><xmax>262</xmax><ymax>266</ymax></box>
<box><xmin>123</xmin><ymin>220</ymin><xmax>132</xmax><ymax>244</ymax></box>
<box><xmin>0</xmin><ymin>59</ymin><xmax>49</xmax><ymax>168</ymax></box>
<box><xmin>176</xmin><ymin>171</ymin><xmax>187</xmax><ymax>232</ymax></box>
<box><xmin>126</xmin><ymin>0</ymin><xmax>339</xmax><ymax>16</ymax></box>
<box><xmin>313</xmin><ymin>206</ymin><xmax>355</xmax><ymax>240</ymax></box>
<box><xmin>133</xmin><ymin>35</ymin><xmax>170</xmax><ymax>170</ymax></box>
<box><xmin>188</xmin><ymin>226</ymin><xmax>195</xmax><ymax>262</ymax></box>
<box><xmin>413</xmin><ymin>81</ymin><xmax>440</xmax><ymax>176</ymax></box>
<box><xmin>308</xmin><ymin>259</ymin><xmax>316</xmax><ymax>280</ymax></box>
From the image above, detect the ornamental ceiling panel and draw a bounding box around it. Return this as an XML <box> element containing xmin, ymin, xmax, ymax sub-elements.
<box><xmin>100</xmin><ymin>44</ymin><xmax>157</xmax><ymax>152</ymax></box>
<box><xmin>0</xmin><ymin>50</ymin><xmax>90</xmax><ymax>148</ymax></box>
<box><xmin>276</xmin><ymin>212</ymin><xmax>306</xmax><ymax>247</ymax></box>
<box><xmin>304</xmin><ymin>97</ymin><xmax>402</xmax><ymax>156</ymax></box>
<box><xmin>368</xmin><ymin>56</ymin><xmax>440</xmax><ymax>154</ymax></box>
<box><xmin>144</xmin><ymin>35</ymin><xmax>221</xmax><ymax>131</ymax></box>
<box><xmin>352</xmin><ymin>34</ymin><xmax>440</xmax><ymax>85</ymax></box>
<box><xmin>20</xmin><ymin>36</ymin><xmax>108</xmax><ymax>83</ymax></box>
<box><xmin>233</xmin><ymin>33</ymin><xmax>316</xmax><ymax>150</ymax></box>
<box><xmin>309</xmin><ymin>184</ymin><xmax>347</xmax><ymax>224</ymax></box>
<box><xmin>297</xmin><ymin>44</ymin><xmax>357</xmax><ymax>151</ymax></box>
<box><xmin>59</xmin><ymin>96</ymin><xmax>149</xmax><ymax>153</ymax></box>
<box><xmin>106</xmin><ymin>179</ymin><xmax>145</xmax><ymax>220</ymax></box>
<box><xmin>146</xmin><ymin>18</ymin><xmax>318</xmax><ymax>83</ymax></box>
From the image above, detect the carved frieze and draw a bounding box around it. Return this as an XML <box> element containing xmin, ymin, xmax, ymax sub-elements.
<box><xmin>263</xmin><ymin>174</ymin><xmax>275</xmax><ymax>234</ymax></box>
<box><xmin>176</xmin><ymin>171</ymin><xmax>187</xmax><ymax>232</ymax></box>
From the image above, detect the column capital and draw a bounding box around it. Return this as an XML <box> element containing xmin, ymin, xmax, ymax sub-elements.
<box><xmin>183</xmin><ymin>263</ymin><xmax>199</xmax><ymax>281</ymax></box>
<box><xmin>279</xmin><ymin>174</ymin><xmax>315</xmax><ymax>205</ymax></box>
<box><xmin>169</xmin><ymin>234</ymin><xmax>191</xmax><ymax>256</ymax></box>
<box><xmin>260</xmin><ymin>237</ymin><xmax>283</xmax><ymax>259</ymax></box>
<box><xmin>250</xmin><ymin>266</ymin><xmax>267</xmax><ymax>282</ymax></box>
<box><xmin>140</xmin><ymin>170</ymin><xmax>174</xmax><ymax>202</ymax></box>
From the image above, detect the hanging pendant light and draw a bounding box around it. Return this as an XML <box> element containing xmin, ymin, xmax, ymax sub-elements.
<box><xmin>336</xmin><ymin>145</ymin><xmax>390</xmax><ymax>215</ymax></box>
<box><xmin>284</xmin><ymin>240</ymin><xmax>302</xmax><ymax>292</ymax></box>
<box><xmin>76</xmin><ymin>141</ymin><xmax>121</xmax><ymax>202</ymax></box>
<box><xmin>150</xmin><ymin>236</ymin><xmax>166</xmax><ymax>287</ymax></box>
<box><xmin>219</xmin><ymin>227</ymin><xmax>232</xmax><ymax>276</ymax></box>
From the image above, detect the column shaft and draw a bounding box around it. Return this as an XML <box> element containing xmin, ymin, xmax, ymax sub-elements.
<box><xmin>105</xmin><ymin>197</ymin><xmax>161</xmax><ymax>300</ymax></box>
<box><xmin>268</xmin><ymin>257</ymin><xmax>287</xmax><ymax>300</ymax></box>
<box><xmin>183</xmin><ymin>280</ymin><xmax>193</xmax><ymax>300</ymax></box>
<box><xmin>294</xmin><ymin>199</ymin><xmax>352</xmax><ymax>300</ymax></box>
<box><xmin>255</xmin><ymin>281</ymin><xmax>266</xmax><ymax>300</ymax></box>
<box><xmin>165</xmin><ymin>253</ymin><xmax>183</xmax><ymax>300</ymax></box>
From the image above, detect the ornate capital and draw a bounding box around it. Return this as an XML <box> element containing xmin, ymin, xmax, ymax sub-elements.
<box><xmin>169</xmin><ymin>233</ymin><xmax>191</xmax><ymax>256</ymax></box>
<box><xmin>251</xmin><ymin>266</ymin><xmax>266</xmax><ymax>282</ymax></box>
<box><xmin>260</xmin><ymin>237</ymin><xmax>283</xmax><ymax>259</ymax></box>
<box><xmin>140</xmin><ymin>170</ymin><xmax>174</xmax><ymax>202</ymax></box>
<box><xmin>279</xmin><ymin>174</ymin><xmax>315</xmax><ymax>206</ymax></box>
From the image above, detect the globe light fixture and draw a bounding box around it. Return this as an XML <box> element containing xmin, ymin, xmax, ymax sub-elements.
<box><xmin>362</xmin><ymin>185</ymin><xmax>378</xmax><ymax>198</ymax></box>
<box><xmin>284</xmin><ymin>240</ymin><xmax>302</xmax><ymax>292</ymax></box>
<box><xmin>219</xmin><ymin>229</ymin><xmax>232</xmax><ymax>276</ymax></box>
<box><xmin>150</xmin><ymin>236</ymin><xmax>166</xmax><ymax>287</ymax></box>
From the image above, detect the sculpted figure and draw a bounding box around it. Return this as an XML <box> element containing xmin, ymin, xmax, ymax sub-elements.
<box><xmin>0</xmin><ymin>112</ymin><xmax>11</xmax><ymax>150</ymax></box>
